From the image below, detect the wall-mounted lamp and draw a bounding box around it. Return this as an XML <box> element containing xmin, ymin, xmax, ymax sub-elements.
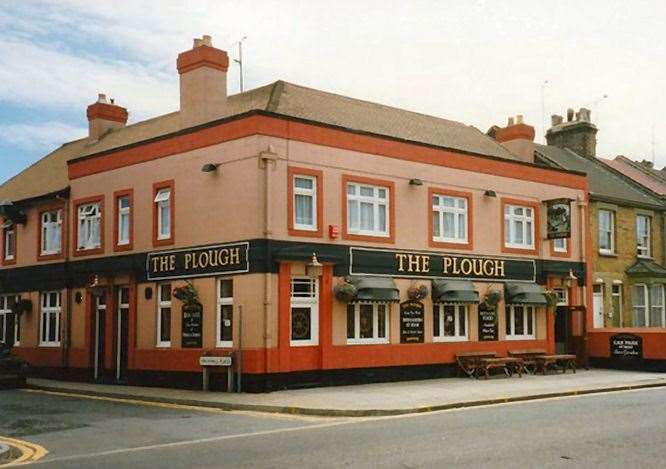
<box><xmin>201</xmin><ymin>163</ymin><xmax>220</xmax><ymax>173</ymax></box>
<box><xmin>409</xmin><ymin>178</ymin><xmax>423</xmax><ymax>186</ymax></box>
<box><xmin>484</xmin><ymin>190</ymin><xmax>497</xmax><ymax>197</ymax></box>
<box><xmin>306</xmin><ymin>253</ymin><xmax>323</xmax><ymax>279</ymax></box>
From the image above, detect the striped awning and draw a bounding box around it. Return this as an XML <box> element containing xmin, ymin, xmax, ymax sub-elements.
<box><xmin>348</xmin><ymin>276</ymin><xmax>400</xmax><ymax>303</ymax></box>
<box><xmin>432</xmin><ymin>279</ymin><xmax>479</xmax><ymax>304</ymax></box>
<box><xmin>505</xmin><ymin>283</ymin><xmax>547</xmax><ymax>305</ymax></box>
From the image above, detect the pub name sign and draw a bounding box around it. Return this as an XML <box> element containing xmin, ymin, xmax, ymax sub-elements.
<box><xmin>147</xmin><ymin>242</ymin><xmax>249</xmax><ymax>280</ymax></box>
<box><xmin>351</xmin><ymin>248</ymin><xmax>535</xmax><ymax>282</ymax></box>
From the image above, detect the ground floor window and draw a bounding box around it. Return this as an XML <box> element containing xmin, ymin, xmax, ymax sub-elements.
<box><xmin>633</xmin><ymin>284</ymin><xmax>665</xmax><ymax>327</ymax></box>
<box><xmin>157</xmin><ymin>283</ymin><xmax>172</xmax><ymax>347</ymax></box>
<box><xmin>433</xmin><ymin>304</ymin><xmax>468</xmax><ymax>341</ymax></box>
<box><xmin>290</xmin><ymin>277</ymin><xmax>319</xmax><ymax>346</ymax></box>
<box><xmin>505</xmin><ymin>305</ymin><xmax>535</xmax><ymax>339</ymax></box>
<box><xmin>347</xmin><ymin>303</ymin><xmax>389</xmax><ymax>344</ymax></box>
<box><xmin>0</xmin><ymin>295</ymin><xmax>20</xmax><ymax>345</ymax></box>
<box><xmin>40</xmin><ymin>291</ymin><xmax>61</xmax><ymax>346</ymax></box>
<box><xmin>611</xmin><ymin>284</ymin><xmax>623</xmax><ymax>326</ymax></box>
<box><xmin>217</xmin><ymin>279</ymin><xmax>233</xmax><ymax>347</ymax></box>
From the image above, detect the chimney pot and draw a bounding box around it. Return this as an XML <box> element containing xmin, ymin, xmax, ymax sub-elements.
<box><xmin>86</xmin><ymin>94</ymin><xmax>128</xmax><ymax>140</ymax></box>
<box><xmin>567</xmin><ymin>108</ymin><xmax>574</xmax><ymax>122</ymax></box>
<box><xmin>516</xmin><ymin>114</ymin><xmax>524</xmax><ymax>124</ymax></box>
<box><xmin>551</xmin><ymin>115</ymin><xmax>563</xmax><ymax>126</ymax></box>
<box><xmin>97</xmin><ymin>93</ymin><xmax>107</xmax><ymax>103</ymax></box>
<box><xmin>508</xmin><ymin>117</ymin><xmax>515</xmax><ymax>126</ymax></box>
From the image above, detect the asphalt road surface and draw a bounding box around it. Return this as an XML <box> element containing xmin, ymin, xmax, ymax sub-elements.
<box><xmin>2</xmin><ymin>387</ymin><xmax>666</xmax><ymax>468</ymax></box>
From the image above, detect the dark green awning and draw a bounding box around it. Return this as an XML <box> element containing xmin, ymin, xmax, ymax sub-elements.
<box><xmin>349</xmin><ymin>276</ymin><xmax>400</xmax><ymax>303</ymax></box>
<box><xmin>432</xmin><ymin>279</ymin><xmax>479</xmax><ymax>304</ymax></box>
<box><xmin>505</xmin><ymin>283</ymin><xmax>547</xmax><ymax>305</ymax></box>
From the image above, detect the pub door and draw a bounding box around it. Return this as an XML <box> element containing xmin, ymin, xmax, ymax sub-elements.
<box><xmin>115</xmin><ymin>286</ymin><xmax>130</xmax><ymax>383</ymax></box>
<box><xmin>93</xmin><ymin>293</ymin><xmax>106</xmax><ymax>382</ymax></box>
<box><xmin>554</xmin><ymin>306</ymin><xmax>570</xmax><ymax>354</ymax></box>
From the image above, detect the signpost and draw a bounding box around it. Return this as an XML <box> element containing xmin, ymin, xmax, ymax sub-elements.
<box><xmin>478</xmin><ymin>304</ymin><xmax>498</xmax><ymax>341</ymax></box>
<box><xmin>400</xmin><ymin>300</ymin><xmax>425</xmax><ymax>343</ymax></box>
<box><xmin>199</xmin><ymin>355</ymin><xmax>233</xmax><ymax>392</ymax></box>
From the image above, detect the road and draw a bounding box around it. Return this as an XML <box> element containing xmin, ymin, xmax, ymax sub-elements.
<box><xmin>2</xmin><ymin>387</ymin><xmax>666</xmax><ymax>468</ymax></box>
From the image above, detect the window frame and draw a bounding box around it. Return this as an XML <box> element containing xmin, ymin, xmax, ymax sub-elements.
<box><xmin>73</xmin><ymin>196</ymin><xmax>104</xmax><ymax>257</ymax></box>
<box><xmin>342</xmin><ymin>175</ymin><xmax>395</xmax><ymax>243</ymax></box>
<box><xmin>113</xmin><ymin>189</ymin><xmax>134</xmax><ymax>252</ymax></box>
<box><xmin>38</xmin><ymin>207</ymin><xmax>64</xmax><ymax>260</ymax></box>
<box><xmin>40</xmin><ymin>291</ymin><xmax>62</xmax><ymax>347</ymax></box>
<box><xmin>505</xmin><ymin>305</ymin><xmax>536</xmax><ymax>340</ymax></box>
<box><xmin>156</xmin><ymin>283</ymin><xmax>172</xmax><ymax>347</ymax></box>
<box><xmin>500</xmin><ymin>198</ymin><xmax>540</xmax><ymax>255</ymax></box>
<box><xmin>290</xmin><ymin>276</ymin><xmax>319</xmax><ymax>346</ymax></box>
<box><xmin>611</xmin><ymin>283</ymin><xmax>623</xmax><ymax>326</ymax></box>
<box><xmin>216</xmin><ymin>278</ymin><xmax>233</xmax><ymax>348</ymax></box>
<box><xmin>153</xmin><ymin>180</ymin><xmax>175</xmax><ymax>247</ymax></box>
<box><xmin>2</xmin><ymin>222</ymin><xmax>16</xmax><ymax>265</ymax></box>
<box><xmin>433</xmin><ymin>303</ymin><xmax>469</xmax><ymax>342</ymax></box>
<box><xmin>428</xmin><ymin>187</ymin><xmax>473</xmax><ymax>250</ymax></box>
<box><xmin>0</xmin><ymin>295</ymin><xmax>20</xmax><ymax>346</ymax></box>
<box><xmin>553</xmin><ymin>287</ymin><xmax>569</xmax><ymax>306</ymax></box>
<box><xmin>346</xmin><ymin>302</ymin><xmax>390</xmax><ymax>345</ymax></box>
<box><xmin>598</xmin><ymin>209</ymin><xmax>615</xmax><ymax>255</ymax></box>
<box><xmin>636</xmin><ymin>214</ymin><xmax>651</xmax><ymax>258</ymax></box>
<box><xmin>649</xmin><ymin>284</ymin><xmax>665</xmax><ymax>328</ymax></box>
<box><xmin>632</xmin><ymin>283</ymin><xmax>648</xmax><ymax>327</ymax></box>
<box><xmin>287</xmin><ymin>167</ymin><xmax>323</xmax><ymax>237</ymax></box>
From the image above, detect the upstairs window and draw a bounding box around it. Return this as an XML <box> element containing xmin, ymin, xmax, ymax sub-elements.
<box><xmin>432</xmin><ymin>195</ymin><xmax>468</xmax><ymax>244</ymax></box>
<box><xmin>78</xmin><ymin>203</ymin><xmax>101</xmax><ymax>251</ymax></box>
<box><xmin>553</xmin><ymin>237</ymin><xmax>567</xmax><ymax>253</ymax></box>
<box><xmin>636</xmin><ymin>215</ymin><xmax>651</xmax><ymax>258</ymax></box>
<box><xmin>41</xmin><ymin>210</ymin><xmax>62</xmax><ymax>255</ymax></box>
<box><xmin>504</xmin><ymin>204</ymin><xmax>534</xmax><ymax>249</ymax></box>
<box><xmin>117</xmin><ymin>195</ymin><xmax>131</xmax><ymax>246</ymax></box>
<box><xmin>347</xmin><ymin>183</ymin><xmax>389</xmax><ymax>237</ymax></box>
<box><xmin>3</xmin><ymin>224</ymin><xmax>15</xmax><ymax>261</ymax></box>
<box><xmin>293</xmin><ymin>175</ymin><xmax>317</xmax><ymax>231</ymax></box>
<box><xmin>598</xmin><ymin>209</ymin><xmax>615</xmax><ymax>254</ymax></box>
<box><xmin>155</xmin><ymin>188</ymin><xmax>172</xmax><ymax>240</ymax></box>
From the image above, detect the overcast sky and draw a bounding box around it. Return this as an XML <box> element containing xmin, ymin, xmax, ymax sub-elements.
<box><xmin>1</xmin><ymin>0</ymin><xmax>665</xmax><ymax>184</ymax></box>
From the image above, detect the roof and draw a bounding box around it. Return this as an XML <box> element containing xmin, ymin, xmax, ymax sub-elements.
<box><xmin>535</xmin><ymin>144</ymin><xmax>664</xmax><ymax>209</ymax></box>
<box><xmin>603</xmin><ymin>156</ymin><xmax>666</xmax><ymax>197</ymax></box>
<box><xmin>625</xmin><ymin>259</ymin><xmax>666</xmax><ymax>278</ymax></box>
<box><xmin>1</xmin><ymin>80</ymin><xmax>520</xmax><ymax>203</ymax></box>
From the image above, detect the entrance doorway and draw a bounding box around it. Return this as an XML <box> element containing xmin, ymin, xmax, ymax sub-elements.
<box><xmin>553</xmin><ymin>288</ymin><xmax>570</xmax><ymax>354</ymax></box>
<box><xmin>115</xmin><ymin>286</ymin><xmax>130</xmax><ymax>383</ymax></box>
<box><xmin>593</xmin><ymin>284</ymin><xmax>604</xmax><ymax>328</ymax></box>
<box><xmin>93</xmin><ymin>292</ymin><xmax>106</xmax><ymax>381</ymax></box>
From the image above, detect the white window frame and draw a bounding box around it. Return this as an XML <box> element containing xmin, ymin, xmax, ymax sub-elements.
<box><xmin>4</xmin><ymin>226</ymin><xmax>15</xmax><ymax>260</ymax></box>
<box><xmin>40</xmin><ymin>291</ymin><xmax>61</xmax><ymax>347</ymax></box>
<box><xmin>632</xmin><ymin>284</ymin><xmax>648</xmax><ymax>327</ymax></box>
<box><xmin>117</xmin><ymin>196</ymin><xmax>131</xmax><ymax>246</ymax></box>
<box><xmin>0</xmin><ymin>295</ymin><xmax>20</xmax><ymax>346</ymax></box>
<box><xmin>41</xmin><ymin>209</ymin><xmax>63</xmax><ymax>255</ymax></box>
<box><xmin>553</xmin><ymin>237</ymin><xmax>567</xmax><ymax>253</ymax></box>
<box><xmin>77</xmin><ymin>202</ymin><xmax>101</xmax><ymax>251</ymax></box>
<box><xmin>505</xmin><ymin>305</ymin><xmax>536</xmax><ymax>340</ymax></box>
<box><xmin>216</xmin><ymin>278</ymin><xmax>233</xmax><ymax>348</ymax></box>
<box><xmin>649</xmin><ymin>284</ymin><xmax>665</xmax><ymax>328</ymax></box>
<box><xmin>553</xmin><ymin>288</ymin><xmax>569</xmax><ymax>306</ymax></box>
<box><xmin>636</xmin><ymin>214</ymin><xmax>651</xmax><ymax>258</ymax></box>
<box><xmin>433</xmin><ymin>304</ymin><xmax>468</xmax><ymax>342</ymax></box>
<box><xmin>611</xmin><ymin>283</ymin><xmax>623</xmax><ymax>325</ymax></box>
<box><xmin>346</xmin><ymin>182</ymin><xmax>389</xmax><ymax>237</ymax></box>
<box><xmin>293</xmin><ymin>175</ymin><xmax>317</xmax><ymax>231</ymax></box>
<box><xmin>289</xmin><ymin>277</ymin><xmax>319</xmax><ymax>346</ymax></box>
<box><xmin>598</xmin><ymin>209</ymin><xmax>615</xmax><ymax>255</ymax></box>
<box><xmin>156</xmin><ymin>283</ymin><xmax>172</xmax><ymax>347</ymax></box>
<box><xmin>432</xmin><ymin>194</ymin><xmax>468</xmax><ymax>244</ymax></box>
<box><xmin>504</xmin><ymin>204</ymin><xmax>535</xmax><ymax>249</ymax></box>
<box><xmin>154</xmin><ymin>189</ymin><xmax>172</xmax><ymax>240</ymax></box>
<box><xmin>346</xmin><ymin>302</ymin><xmax>390</xmax><ymax>345</ymax></box>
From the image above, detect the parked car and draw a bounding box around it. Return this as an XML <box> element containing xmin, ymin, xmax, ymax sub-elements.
<box><xmin>0</xmin><ymin>341</ymin><xmax>27</xmax><ymax>389</ymax></box>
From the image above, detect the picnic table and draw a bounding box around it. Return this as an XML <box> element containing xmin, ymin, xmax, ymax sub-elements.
<box><xmin>456</xmin><ymin>352</ymin><xmax>526</xmax><ymax>379</ymax></box>
<box><xmin>534</xmin><ymin>354</ymin><xmax>577</xmax><ymax>375</ymax></box>
<box><xmin>508</xmin><ymin>349</ymin><xmax>548</xmax><ymax>374</ymax></box>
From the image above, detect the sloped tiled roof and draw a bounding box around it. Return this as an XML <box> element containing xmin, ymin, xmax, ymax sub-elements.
<box><xmin>535</xmin><ymin>144</ymin><xmax>663</xmax><ymax>209</ymax></box>
<box><xmin>603</xmin><ymin>156</ymin><xmax>666</xmax><ymax>197</ymax></box>
<box><xmin>1</xmin><ymin>80</ymin><xmax>518</xmax><ymax>202</ymax></box>
<box><xmin>626</xmin><ymin>259</ymin><xmax>666</xmax><ymax>278</ymax></box>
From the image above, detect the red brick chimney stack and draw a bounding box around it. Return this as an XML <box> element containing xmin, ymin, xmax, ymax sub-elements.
<box><xmin>86</xmin><ymin>93</ymin><xmax>128</xmax><ymax>140</ymax></box>
<box><xmin>494</xmin><ymin>115</ymin><xmax>536</xmax><ymax>143</ymax></box>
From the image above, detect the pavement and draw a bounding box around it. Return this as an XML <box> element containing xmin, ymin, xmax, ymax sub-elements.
<box><xmin>25</xmin><ymin>368</ymin><xmax>666</xmax><ymax>417</ymax></box>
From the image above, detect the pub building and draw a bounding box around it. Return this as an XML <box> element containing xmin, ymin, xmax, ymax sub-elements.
<box><xmin>0</xmin><ymin>36</ymin><xmax>589</xmax><ymax>392</ymax></box>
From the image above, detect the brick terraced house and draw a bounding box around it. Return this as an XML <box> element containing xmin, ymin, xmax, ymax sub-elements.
<box><xmin>0</xmin><ymin>36</ymin><xmax>589</xmax><ymax>391</ymax></box>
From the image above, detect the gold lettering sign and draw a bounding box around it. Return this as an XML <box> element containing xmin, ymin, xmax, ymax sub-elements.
<box><xmin>147</xmin><ymin>243</ymin><xmax>249</xmax><ymax>280</ymax></box>
<box><xmin>395</xmin><ymin>253</ymin><xmax>431</xmax><ymax>273</ymax></box>
<box><xmin>395</xmin><ymin>252</ymin><xmax>508</xmax><ymax>279</ymax></box>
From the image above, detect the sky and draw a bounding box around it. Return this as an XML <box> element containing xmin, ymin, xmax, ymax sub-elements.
<box><xmin>1</xmin><ymin>0</ymin><xmax>665</xmax><ymax>184</ymax></box>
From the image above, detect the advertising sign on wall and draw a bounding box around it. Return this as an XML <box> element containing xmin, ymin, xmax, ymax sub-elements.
<box><xmin>400</xmin><ymin>300</ymin><xmax>425</xmax><ymax>343</ymax></box>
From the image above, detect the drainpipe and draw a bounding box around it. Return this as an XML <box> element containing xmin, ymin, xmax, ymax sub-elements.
<box><xmin>662</xmin><ymin>212</ymin><xmax>666</xmax><ymax>266</ymax></box>
<box><xmin>259</xmin><ymin>146</ymin><xmax>278</xmax><ymax>380</ymax></box>
<box><xmin>60</xmin><ymin>195</ymin><xmax>72</xmax><ymax>371</ymax></box>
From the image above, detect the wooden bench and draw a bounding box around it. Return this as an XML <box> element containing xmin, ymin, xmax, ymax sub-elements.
<box><xmin>456</xmin><ymin>352</ymin><xmax>496</xmax><ymax>378</ymax></box>
<box><xmin>509</xmin><ymin>349</ymin><xmax>548</xmax><ymax>374</ymax></box>
<box><xmin>475</xmin><ymin>357</ymin><xmax>525</xmax><ymax>379</ymax></box>
<box><xmin>534</xmin><ymin>354</ymin><xmax>577</xmax><ymax>375</ymax></box>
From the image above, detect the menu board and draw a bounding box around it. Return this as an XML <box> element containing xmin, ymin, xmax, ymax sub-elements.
<box><xmin>478</xmin><ymin>304</ymin><xmax>498</xmax><ymax>341</ymax></box>
<box><xmin>400</xmin><ymin>300</ymin><xmax>425</xmax><ymax>343</ymax></box>
<box><xmin>610</xmin><ymin>334</ymin><xmax>642</xmax><ymax>359</ymax></box>
<box><xmin>182</xmin><ymin>304</ymin><xmax>203</xmax><ymax>348</ymax></box>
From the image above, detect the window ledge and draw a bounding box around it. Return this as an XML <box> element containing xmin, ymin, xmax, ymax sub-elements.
<box><xmin>39</xmin><ymin>343</ymin><xmax>61</xmax><ymax>348</ymax></box>
<box><xmin>505</xmin><ymin>336</ymin><xmax>537</xmax><ymax>341</ymax></box>
<box><xmin>433</xmin><ymin>337</ymin><xmax>469</xmax><ymax>343</ymax></box>
<box><xmin>156</xmin><ymin>343</ymin><xmax>171</xmax><ymax>348</ymax></box>
<box><xmin>598</xmin><ymin>252</ymin><xmax>617</xmax><ymax>258</ymax></box>
<box><xmin>216</xmin><ymin>342</ymin><xmax>233</xmax><ymax>348</ymax></box>
<box><xmin>346</xmin><ymin>339</ymin><xmax>390</xmax><ymax>345</ymax></box>
<box><xmin>290</xmin><ymin>341</ymin><xmax>319</xmax><ymax>347</ymax></box>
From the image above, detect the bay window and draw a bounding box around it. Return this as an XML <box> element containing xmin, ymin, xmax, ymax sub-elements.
<box><xmin>217</xmin><ymin>279</ymin><xmax>233</xmax><ymax>347</ymax></box>
<box><xmin>598</xmin><ymin>209</ymin><xmax>615</xmax><ymax>254</ymax></box>
<box><xmin>650</xmin><ymin>284</ymin><xmax>665</xmax><ymax>327</ymax></box>
<box><xmin>633</xmin><ymin>283</ymin><xmax>666</xmax><ymax>327</ymax></box>
<box><xmin>293</xmin><ymin>175</ymin><xmax>317</xmax><ymax>231</ymax></box>
<box><xmin>504</xmin><ymin>204</ymin><xmax>534</xmax><ymax>249</ymax></box>
<box><xmin>505</xmin><ymin>305</ymin><xmax>535</xmax><ymax>339</ymax></box>
<box><xmin>347</xmin><ymin>182</ymin><xmax>389</xmax><ymax>237</ymax></box>
<box><xmin>433</xmin><ymin>304</ymin><xmax>468</xmax><ymax>341</ymax></box>
<box><xmin>631</xmin><ymin>284</ymin><xmax>648</xmax><ymax>327</ymax></box>
<box><xmin>40</xmin><ymin>291</ymin><xmax>61</xmax><ymax>346</ymax></box>
<box><xmin>636</xmin><ymin>215</ymin><xmax>651</xmax><ymax>258</ymax></box>
<box><xmin>78</xmin><ymin>203</ymin><xmax>101</xmax><ymax>251</ymax></box>
<box><xmin>347</xmin><ymin>303</ymin><xmax>389</xmax><ymax>344</ymax></box>
<box><xmin>41</xmin><ymin>209</ymin><xmax>62</xmax><ymax>255</ymax></box>
<box><xmin>432</xmin><ymin>194</ymin><xmax>468</xmax><ymax>244</ymax></box>
<box><xmin>157</xmin><ymin>283</ymin><xmax>172</xmax><ymax>347</ymax></box>
<box><xmin>290</xmin><ymin>277</ymin><xmax>319</xmax><ymax>346</ymax></box>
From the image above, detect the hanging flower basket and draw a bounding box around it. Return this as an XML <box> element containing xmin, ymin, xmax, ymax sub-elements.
<box><xmin>544</xmin><ymin>290</ymin><xmax>559</xmax><ymax>308</ymax></box>
<box><xmin>483</xmin><ymin>290</ymin><xmax>502</xmax><ymax>308</ymax></box>
<box><xmin>407</xmin><ymin>284</ymin><xmax>428</xmax><ymax>301</ymax></box>
<box><xmin>173</xmin><ymin>281</ymin><xmax>201</xmax><ymax>307</ymax></box>
<box><xmin>334</xmin><ymin>282</ymin><xmax>357</xmax><ymax>302</ymax></box>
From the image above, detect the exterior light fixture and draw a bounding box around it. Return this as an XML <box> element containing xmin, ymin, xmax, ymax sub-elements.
<box><xmin>306</xmin><ymin>253</ymin><xmax>323</xmax><ymax>279</ymax></box>
<box><xmin>484</xmin><ymin>190</ymin><xmax>497</xmax><ymax>197</ymax></box>
<box><xmin>409</xmin><ymin>178</ymin><xmax>423</xmax><ymax>186</ymax></box>
<box><xmin>563</xmin><ymin>269</ymin><xmax>578</xmax><ymax>288</ymax></box>
<box><xmin>201</xmin><ymin>163</ymin><xmax>220</xmax><ymax>173</ymax></box>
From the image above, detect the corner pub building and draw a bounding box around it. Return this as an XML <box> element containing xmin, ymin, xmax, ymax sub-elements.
<box><xmin>0</xmin><ymin>36</ymin><xmax>590</xmax><ymax>392</ymax></box>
